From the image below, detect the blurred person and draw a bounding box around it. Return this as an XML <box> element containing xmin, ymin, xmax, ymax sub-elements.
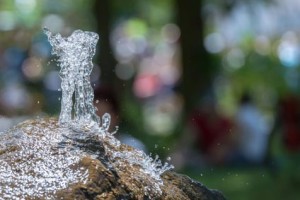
<box><xmin>192</xmin><ymin>96</ymin><xmax>233</xmax><ymax>165</ymax></box>
<box><xmin>234</xmin><ymin>92</ymin><xmax>270</xmax><ymax>165</ymax></box>
<box><xmin>267</xmin><ymin>94</ymin><xmax>300</xmax><ymax>159</ymax></box>
<box><xmin>270</xmin><ymin>95</ymin><xmax>300</xmax><ymax>152</ymax></box>
<box><xmin>0</xmin><ymin>109</ymin><xmax>18</xmax><ymax>132</ymax></box>
<box><xmin>93</xmin><ymin>85</ymin><xmax>146</xmax><ymax>152</ymax></box>
<box><xmin>0</xmin><ymin>83</ymin><xmax>35</xmax><ymax>132</ymax></box>
<box><xmin>94</xmin><ymin>85</ymin><xmax>120</xmax><ymax>132</ymax></box>
<box><xmin>182</xmin><ymin>95</ymin><xmax>234</xmax><ymax>167</ymax></box>
<box><xmin>266</xmin><ymin>94</ymin><xmax>300</xmax><ymax>185</ymax></box>
<box><xmin>0</xmin><ymin>114</ymin><xmax>29</xmax><ymax>132</ymax></box>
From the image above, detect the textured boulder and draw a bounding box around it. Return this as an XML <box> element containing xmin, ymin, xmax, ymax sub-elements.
<box><xmin>0</xmin><ymin>118</ymin><xmax>225</xmax><ymax>200</ymax></box>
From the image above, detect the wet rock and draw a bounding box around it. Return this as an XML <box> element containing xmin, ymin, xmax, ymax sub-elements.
<box><xmin>0</xmin><ymin>118</ymin><xmax>225</xmax><ymax>200</ymax></box>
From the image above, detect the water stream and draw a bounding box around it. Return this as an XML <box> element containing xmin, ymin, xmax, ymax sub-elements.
<box><xmin>44</xmin><ymin>28</ymin><xmax>100</xmax><ymax>127</ymax></box>
<box><xmin>0</xmin><ymin>28</ymin><xmax>173</xmax><ymax>199</ymax></box>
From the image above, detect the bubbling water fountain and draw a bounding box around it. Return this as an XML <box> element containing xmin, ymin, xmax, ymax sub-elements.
<box><xmin>0</xmin><ymin>28</ymin><xmax>225</xmax><ymax>200</ymax></box>
<box><xmin>44</xmin><ymin>28</ymin><xmax>100</xmax><ymax>127</ymax></box>
<box><xmin>43</xmin><ymin>27</ymin><xmax>175</xmax><ymax>196</ymax></box>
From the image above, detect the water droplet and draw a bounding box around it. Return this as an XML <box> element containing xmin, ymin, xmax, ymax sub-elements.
<box><xmin>102</xmin><ymin>113</ymin><xmax>111</xmax><ymax>131</ymax></box>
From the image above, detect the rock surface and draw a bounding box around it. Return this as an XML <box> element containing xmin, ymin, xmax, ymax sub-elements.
<box><xmin>0</xmin><ymin>118</ymin><xmax>225</xmax><ymax>200</ymax></box>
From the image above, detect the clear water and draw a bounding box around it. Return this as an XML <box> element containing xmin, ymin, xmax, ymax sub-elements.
<box><xmin>44</xmin><ymin>28</ymin><xmax>100</xmax><ymax>126</ymax></box>
<box><xmin>0</xmin><ymin>29</ymin><xmax>174</xmax><ymax>199</ymax></box>
<box><xmin>0</xmin><ymin>118</ymin><xmax>173</xmax><ymax>198</ymax></box>
<box><xmin>44</xmin><ymin>27</ymin><xmax>174</xmax><ymax>195</ymax></box>
<box><xmin>0</xmin><ymin>119</ymin><xmax>89</xmax><ymax>199</ymax></box>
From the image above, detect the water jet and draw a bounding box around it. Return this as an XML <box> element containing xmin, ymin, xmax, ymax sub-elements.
<box><xmin>0</xmin><ymin>29</ymin><xmax>225</xmax><ymax>199</ymax></box>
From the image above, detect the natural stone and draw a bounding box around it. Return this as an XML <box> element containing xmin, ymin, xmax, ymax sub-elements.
<box><xmin>0</xmin><ymin>118</ymin><xmax>225</xmax><ymax>200</ymax></box>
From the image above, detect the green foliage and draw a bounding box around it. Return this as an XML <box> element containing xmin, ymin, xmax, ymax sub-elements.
<box><xmin>184</xmin><ymin>165</ymin><xmax>300</xmax><ymax>200</ymax></box>
<box><xmin>183</xmin><ymin>131</ymin><xmax>300</xmax><ymax>200</ymax></box>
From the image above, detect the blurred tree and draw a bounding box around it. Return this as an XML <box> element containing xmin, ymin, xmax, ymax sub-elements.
<box><xmin>93</xmin><ymin>0</ymin><xmax>117</xmax><ymax>85</ymax></box>
<box><xmin>175</xmin><ymin>0</ymin><xmax>217</xmax><ymax>118</ymax></box>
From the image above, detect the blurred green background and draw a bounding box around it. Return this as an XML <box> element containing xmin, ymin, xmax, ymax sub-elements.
<box><xmin>1</xmin><ymin>0</ymin><xmax>300</xmax><ymax>199</ymax></box>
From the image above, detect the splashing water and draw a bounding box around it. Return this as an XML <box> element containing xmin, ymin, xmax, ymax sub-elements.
<box><xmin>0</xmin><ymin>29</ymin><xmax>174</xmax><ymax>199</ymax></box>
<box><xmin>0</xmin><ymin>118</ymin><xmax>174</xmax><ymax>198</ymax></box>
<box><xmin>43</xmin><ymin>28</ymin><xmax>174</xmax><ymax>195</ymax></box>
<box><xmin>0</xmin><ymin>119</ymin><xmax>89</xmax><ymax>199</ymax></box>
<box><xmin>44</xmin><ymin>28</ymin><xmax>100</xmax><ymax>126</ymax></box>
